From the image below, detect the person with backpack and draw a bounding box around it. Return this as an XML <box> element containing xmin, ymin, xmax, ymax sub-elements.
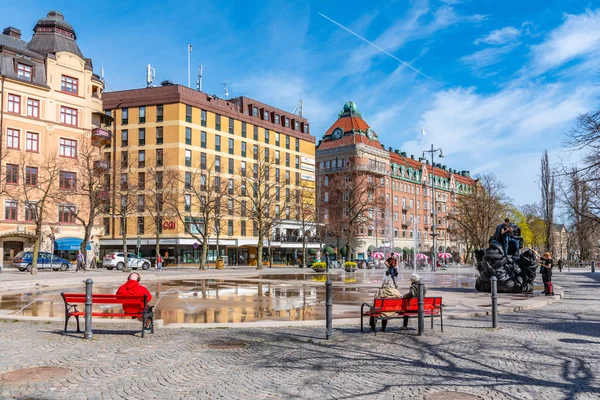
<box><xmin>156</xmin><ymin>253</ymin><xmax>163</xmax><ymax>272</ymax></box>
<box><xmin>385</xmin><ymin>253</ymin><xmax>399</xmax><ymax>288</ymax></box>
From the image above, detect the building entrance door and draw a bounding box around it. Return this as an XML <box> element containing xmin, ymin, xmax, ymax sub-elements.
<box><xmin>227</xmin><ymin>248</ymin><xmax>237</xmax><ymax>266</ymax></box>
<box><xmin>3</xmin><ymin>241</ymin><xmax>24</xmax><ymax>267</ymax></box>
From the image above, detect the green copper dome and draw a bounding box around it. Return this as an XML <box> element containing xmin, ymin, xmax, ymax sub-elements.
<box><xmin>338</xmin><ymin>101</ymin><xmax>362</xmax><ymax>118</ymax></box>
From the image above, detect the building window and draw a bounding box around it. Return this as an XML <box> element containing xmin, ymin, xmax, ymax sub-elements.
<box><xmin>295</xmin><ymin>138</ymin><xmax>300</xmax><ymax>152</ymax></box>
<box><xmin>186</xmin><ymin>127</ymin><xmax>192</xmax><ymax>145</ymax></box>
<box><xmin>186</xmin><ymin>105</ymin><xmax>192</xmax><ymax>122</ymax></box>
<box><xmin>200</xmin><ymin>174</ymin><xmax>206</xmax><ymax>191</ymax></box>
<box><xmin>60</xmin><ymin>106</ymin><xmax>78</xmax><ymax>126</ymax></box>
<box><xmin>228</xmin><ymin>199</ymin><xmax>234</xmax><ymax>216</ymax></box>
<box><xmin>201</xmin><ymin>131</ymin><xmax>206</xmax><ymax>148</ymax></box>
<box><xmin>6</xmin><ymin>164</ymin><xmax>18</xmax><ymax>184</ymax></box>
<box><xmin>184</xmin><ymin>194</ymin><xmax>191</xmax><ymax>212</ymax></box>
<box><xmin>5</xmin><ymin>200</ymin><xmax>18</xmax><ymax>220</ymax></box>
<box><xmin>228</xmin><ymin>138</ymin><xmax>234</xmax><ymax>155</ymax></box>
<box><xmin>263</xmin><ymin>110</ymin><xmax>269</xmax><ymax>120</ymax></box>
<box><xmin>285</xmin><ymin>171</ymin><xmax>290</xmax><ymax>185</ymax></box>
<box><xmin>138</xmin><ymin>128</ymin><xmax>146</xmax><ymax>145</ymax></box>
<box><xmin>138</xmin><ymin>150</ymin><xmax>145</xmax><ymax>167</ymax></box>
<box><xmin>17</xmin><ymin>63</ymin><xmax>32</xmax><ymax>81</ymax></box>
<box><xmin>275</xmin><ymin>168</ymin><xmax>281</xmax><ymax>183</ymax></box>
<box><xmin>156</xmin><ymin>104</ymin><xmax>163</xmax><ymax>122</ymax></box>
<box><xmin>58</xmin><ymin>204</ymin><xmax>76</xmax><ymax>223</ymax></box>
<box><xmin>215</xmin><ymin>114</ymin><xmax>221</xmax><ymax>131</ymax></box>
<box><xmin>254</xmin><ymin>126</ymin><xmax>258</xmax><ymax>141</ymax></box>
<box><xmin>120</xmin><ymin>217</ymin><xmax>126</xmax><ymax>235</ymax></box>
<box><xmin>252</xmin><ymin>106</ymin><xmax>258</xmax><ymax>117</ymax></box>
<box><xmin>25</xmin><ymin>167</ymin><xmax>38</xmax><ymax>186</ymax></box>
<box><xmin>215</xmin><ymin>156</ymin><xmax>221</xmax><ymax>172</ymax></box>
<box><xmin>275</xmin><ymin>114</ymin><xmax>280</xmax><ymax>124</ymax></box>
<box><xmin>137</xmin><ymin>217</ymin><xmax>145</xmax><ymax>234</ymax></box>
<box><xmin>285</xmin><ymin>117</ymin><xmax>290</xmax><ymax>128</ymax></box>
<box><xmin>295</xmin><ymin>155</ymin><xmax>299</xmax><ymax>169</ymax></box>
<box><xmin>229</xmin><ymin>118</ymin><xmax>234</xmax><ymax>134</ymax></box>
<box><xmin>240</xmin><ymin>220</ymin><xmax>246</xmax><ymax>236</ymax></box>
<box><xmin>185</xmin><ymin>149</ymin><xmax>192</xmax><ymax>167</ymax></box>
<box><xmin>59</xmin><ymin>171</ymin><xmax>77</xmax><ymax>190</ymax></box>
<box><xmin>103</xmin><ymin>218</ymin><xmax>110</xmax><ymax>235</ymax></box>
<box><xmin>228</xmin><ymin>220</ymin><xmax>234</xmax><ymax>236</ymax></box>
<box><xmin>264</xmin><ymin>147</ymin><xmax>270</xmax><ymax>161</ymax></box>
<box><xmin>121</xmin><ymin>108</ymin><xmax>128</xmax><ymax>124</ymax></box>
<box><xmin>275</xmin><ymin>132</ymin><xmax>280</xmax><ymax>146</ymax></box>
<box><xmin>156</xmin><ymin>127</ymin><xmax>163</xmax><ymax>144</ymax></box>
<box><xmin>304</xmin><ymin>124</ymin><xmax>309</xmax><ymax>134</ymax></box>
<box><xmin>8</xmin><ymin>94</ymin><xmax>20</xmax><ymax>113</ymax></box>
<box><xmin>294</xmin><ymin>120</ymin><xmax>300</xmax><ymax>130</ymax></box>
<box><xmin>59</xmin><ymin>138</ymin><xmax>77</xmax><ymax>158</ymax></box>
<box><xmin>137</xmin><ymin>194</ymin><xmax>145</xmax><ymax>212</ymax></box>
<box><xmin>228</xmin><ymin>178</ymin><xmax>234</xmax><ymax>195</ymax></box>
<box><xmin>285</xmin><ymin>135</ymin><xmax>290</xmax><ymax>149</ymax></box>
<box><xmin>27</xmin><ymin>99</ymin><xmax>39</xmax><ymax>118</ymax></box>
<box><xmin>185</xmin><ymin>171</ymin><xmax>192</xmax><ymax>189</ymax></box>
<box><xmin>284</xmin><ymin>153</ymin><xmax>289</xmax><ymax>167</ymax></box>
<box><xmin>121</xmin><ymin>130</ymin><xmax>128</xmax><ymax>147</ymax></box>
<box><xmin>241</xmin><ymin>161</ymin><xmax>246</xmax><ymax>176</ymax></box>
<box><xmin>121</xmin><ymin>152</ymin><xmax>128</xmax><ymax>168</ymax></box>
<box><xmin>275</xmin><ymin>151</ymin><xmax>280</xmax><ymax>165</ymax></box>
<box><xmin>138</xmin><ymin>172</ymin><xmax>145</xmax><ymax>190</ymax></box>
<box><xmin>241</xmin><ymin>142</ymin><xmax>247</xmax><ymax>157</ymax></box>
<box><xmin>228</xmin><ymin>158</ymin><xmax>234</xmax><ymax>174</ymax></box>
<box><xmin>138</xmin><ymin>106</ymin><xmax>146</xmax><ymax>123</ymax></box>
<box><xmin>241</xmin><ymin>122</ymin><xmax>247</xmax><ymax>137</ymax></box>
<box><xmin>215</xmin><ymin>135</ymin><xmax>221</xmax><ymax>151</ymax></box>
<box><xmin>61</xmin><ymin>75</ymin><xmax>78</xmax><ymax>94</ymax></box>
<box><xmin>264</xmin><ymin>129</ymin><xmax>270</xmax><ymax>144</ymax></box>
<box><xmin>7</xmin><ymin>128</ymin><xmax>20</xmax><ymax>149</ymax></box>
<box><xmin>200</xmin><ymin>152</ymin><xmax>206</xmax><ymax>169</ymax></box>
<box><xmin>23</xmin><ymin>202</ymin><xmax>35</xmax><ymax>221</ymax></box>
<box><xmin>156</xmin><ymin>149</ymin><xmax>163</xmax><ymax>167</ymax></box>
<box><xmin>201</xmin><ymin>109</ymin><xmax>207</xmax><ymax>127</ymax></box>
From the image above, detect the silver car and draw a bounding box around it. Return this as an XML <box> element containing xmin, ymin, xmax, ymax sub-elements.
<box><xmin>102</xmin><ymin>252</ymin><xmax>151</xmax><ymax>270</ymax></box>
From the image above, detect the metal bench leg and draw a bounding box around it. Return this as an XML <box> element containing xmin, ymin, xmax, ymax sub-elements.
<box><xmin>75</xmin><ymin>316</ymin><xmax>81</xmax><ymax>333</ymax></box>
<box><xmin>64</xmin><ymin>315</ymin><xmax>70</xmax><ymax>334</ymax></box>
<box><xmin>150</xmin><ymin>317</ymin><xmax>155</xmax><ymax>334</ymax></box>
<box><xmin>440</xmin><ymin>308</ymin><xmax>444</xmax><ymax>333</ymax></box>
<box><xmin>141</xmin><ymin>316</ymin><xmax>146</xmax><ymax>338</ymax></box>
<box><xmin>361</xmin><ymin>314</ymin><xmax>364</xmax><ymax>333</ymax></box>
<box><xmin>431</xmin><ymin>316</ymin><xmax>434</xmax><ymax>329</ymax></box>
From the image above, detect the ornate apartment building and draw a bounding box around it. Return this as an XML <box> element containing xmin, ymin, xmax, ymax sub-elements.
<box><xmin>0</xmin><ymin>11</ymin><xmax>107</xmax><ymax>265</ymax></box>
<box><xmin>102</xmin><ymin>84</ymin><xmax>318</xmax><ymax>265</ymax></box>
<box><xmin>316</xmin><ymin>102</ymin><xmax>476</xmax><ymax>262</ymax></box>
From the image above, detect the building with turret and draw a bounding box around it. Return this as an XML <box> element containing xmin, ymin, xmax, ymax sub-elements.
<box><xmin>0</xmin><ymin>11</ymin><xmax>107</xmax><ymax>266</ymax></box>
<box><xmin>316</xmin><ymin>101</ymin><xmax>476</xmax><ymax>262</ymax></box>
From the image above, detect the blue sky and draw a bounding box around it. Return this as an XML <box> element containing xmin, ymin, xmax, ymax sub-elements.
<box><xmin>3</xmin><ymin>0</ymin><xmax>600</xmax><ymax>207</ymax></box>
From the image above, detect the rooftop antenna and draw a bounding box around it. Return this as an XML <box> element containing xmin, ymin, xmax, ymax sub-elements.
<box><xmin>293</xmin><ymin>99</ymin><xmax>303</xmax><ymax>117</ymax></box>
<box><xmin>224</xmin><ymin>78</ymin><xmax>229</xmax><ymax>99</ymax></box>
<box><xmin>101</xmin><ymin>66</ymin><xmax>104</xmax><ymax>83</ymax></box>
<box><xmin>187</xmin><ymin>44</ymin><xmax>193</xmax><ymax>88</ymax></box>
<box><xmin>196</xmin><ymin>65</ymin><xmax>203</xmax><ymax>92</ymax></box>
<box><xmin>146</xmin><ymin>64</ymin><xmax>156</xmax><ymax>88</ymax></box>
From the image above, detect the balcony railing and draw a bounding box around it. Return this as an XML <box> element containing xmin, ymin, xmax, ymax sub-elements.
<box><xmin>91</xmin><ymin>127</ymin><xmax>112</xmax><ymax>147</ymax></box>
<box><xmin>93</xmin><ymin>160</ymin><xmax>110</xmax><ymax>173</ymax></box>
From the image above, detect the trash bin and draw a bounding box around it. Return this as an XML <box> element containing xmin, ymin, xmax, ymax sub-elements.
<box><xmin>215</xmin><ymin>258</ymin><xmax>225</xmax><ymax>269</ymax></box>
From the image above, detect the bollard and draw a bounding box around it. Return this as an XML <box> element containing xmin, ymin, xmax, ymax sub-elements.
<box><xmin>325</xmin><ymin>278</ymin><xmax>333</xmax><ymax>340</ymax></box>
<box><xmin>417</xmin><ymin>280</ymin><xmax>424</xmax><ymax>336</ymax></box>
<box><xmin>84</xmin><ymin>278</ymin><xmax>93</xmax><ymax>340</ymax></box>
<box><xmin>592</xmin><ymin>261</ymin><xmax>596</xmax><ymax>273</ymax></box>
<box><xmin>491</xmin><ymin>276</ymin><xmax>498</xmax><ymax>328</ymax></box>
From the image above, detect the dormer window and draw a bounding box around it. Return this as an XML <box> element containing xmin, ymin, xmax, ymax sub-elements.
<box><xmin>252</xmin><ymin>106</ymin><xmax>258</xmax><ymax>117</ymax></box>
<box><xmin>263</xmin><ymin>110</ymin><xmax>269</xmax><ymax>120</ymax></box>
<box><xmin>285</xmin><ymin>117</ymin><xmax>290</xmax><ymax>128</ymax></box>
<box><xmin>17</xmin><ymin>63</ymin><xmax>32</xmax><ymax>81</ymax></box>
<box><xmin>61</xmin><ymin>75</ymin><xmax>78</xmax><ymax>95</ymax></box>
<box><xmin>274</xmin><ymin>114</ymin><xmax>280</xmax><ymax>124</ymax></box>
<box><xmin>294</xmin><ymin>120</ymin><xmax>300</xmax><ymax>130</ymax></box>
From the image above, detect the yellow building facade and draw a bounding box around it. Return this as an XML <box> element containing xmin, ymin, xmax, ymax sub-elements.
<box><xmin>102</xmin><ymin>84</ymin><xmax>318</xmax><ymax>265</ymax></box>
<box><xmin>0</xmin><ymin>11</ymin><xmax>106</xmax><ymax>266</ymax></box>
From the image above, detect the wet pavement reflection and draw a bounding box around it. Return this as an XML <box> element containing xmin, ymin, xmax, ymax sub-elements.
<box><xmin>0</xmin><ymin>268</ymin><xmax>478</xmax><ymax>325</ymax></box>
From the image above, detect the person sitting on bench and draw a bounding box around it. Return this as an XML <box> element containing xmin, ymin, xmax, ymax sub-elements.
<box><xmin>116</xmin><ymin>272</ymin><xmax>153</xmax><ymax>332</ymax></box>
<box><xmin>369</xmin><ymin>282</ymin><xmax>401</xmax><ymax>332</ymax></box>
<box><xmin>400</xmin><ymin>274</ymin><xmax>426</xmax><ymax>330</ymax></box>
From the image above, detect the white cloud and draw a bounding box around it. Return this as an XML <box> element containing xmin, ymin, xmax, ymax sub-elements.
<box><xmin>530</xmin><ymin>8</ymin><xmax>600</xmax><ymax>75</ymax></box>
<box><xmin>461</xmin><ymin>44</ymin><xmax>516</xmax><ymax>70</ymax></box>
<box><xmin>475</xmin><ymin>26</ymin><xmax>521</xmax><ymax>45</ymax></box>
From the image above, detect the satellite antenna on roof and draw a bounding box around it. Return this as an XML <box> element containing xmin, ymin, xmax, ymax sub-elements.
<box><xmin>224</xmin><ymin>78</ymin><xmax>229</xmax><ymax>99</ymax></box>
<box><xmin>196</xmin><ymin>65</ymin><xmax>203</xmax><ymax>92</ymax></box>
<box><xmin>146</xmin><ymin>64</ymin><xmax>156</xmax><ymax>88</ymax></box>
<box><xmin>293</xmin><ymin>99</ymin><xmax>303</xmax><ymax>117</ymax></box>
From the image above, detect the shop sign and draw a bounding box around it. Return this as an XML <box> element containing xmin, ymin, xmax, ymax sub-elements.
<box><xmin>159</xmin><ymin>239</ymin><xmax>179</xmax><ymax>245</ymax></box>
<box><xmin>301</xmin><ymin>164</ymin><xmax>315</xmax><ymax>172</ymax></box>
<box><xmin>301</xmin><ymin>174</ymin><xmax>315</xmax><ymax>182</ymax></box>
<box><xmin>301</xmin><ymin>156</ymin><xmax>315</xmax><ymax>165</ymax></box>
<box><xmin>162</xmin><ymin>220</ymin><xmax>176</xmax><ymax>230</ymax></box>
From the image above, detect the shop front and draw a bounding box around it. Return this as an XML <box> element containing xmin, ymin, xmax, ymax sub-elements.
<box><xmin>54</xmin><ymin>237</ymin><xmax>92</xmax><ymax>262</ymax></box>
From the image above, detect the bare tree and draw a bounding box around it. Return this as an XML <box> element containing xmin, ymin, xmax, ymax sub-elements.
<box><xmin>540</xmin><ymin>150</ymin><xmax>556</xmax><ymax>252</ymax></box>
<box><xmin>168</xmin><ymin>156</ymin><xmax>228</xmax><ymax>270</ymax></box>
<box><xmin>144</xmin><ymin>164</ymin><xmax>178</xmax><ymax>266</ymax></box>
<box><xmin>112</xmin><ymin>150</ymin><xmax>139</xmax><ymax>272</ymax></box>
<box><xmin>235</xmin><ymin>146</ymin><xmax>289</xmax><ymax>270</ymax></box>
<box><xmin>449</xmin><ymin>174</ymin><xmax>507</xmax><ymax>253</ymax></box>
<box><xmin>7</xmin><ymin>153</ymin><xmax>64</xmax><ymax>274</ymax></box>
<box><xmin>327</xmin><ymin>169</ymin><xmax>380</xmax><ymax>261</ymax></box>
<box><xmin>297</xmin><ymin>180</ymin><xmax>317</xmax><ymax>267</ymax></box>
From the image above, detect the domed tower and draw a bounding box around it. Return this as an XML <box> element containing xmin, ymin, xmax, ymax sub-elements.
<box><xmin>320</xmin><ymin>101</ymin><xmax>381</xmax><ymax>146</ymax></box>
<box><xmin>27</xmin><ymin>11</ymin><xmax>84</xmax><ymax>58</ymax></box>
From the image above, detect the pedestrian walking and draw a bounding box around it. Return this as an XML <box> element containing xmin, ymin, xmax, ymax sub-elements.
<box><xmin>76</xmin><ymin>250</ymin><xmax>85</xmax><ymax>272</ymax></box>
<box><xmin>540</xmin><ymin>252</ymin><xmax>554</xmax><ymax>296</ymax></box>
<box><xmin>557</xmin><ymin>259</ymin><xmax>563</xmax><ymax>273</ymax></box>
<box><xmin>156</xmin><ymin>253</ymin><xmax>163</xmax><ymax>272</ymax></box>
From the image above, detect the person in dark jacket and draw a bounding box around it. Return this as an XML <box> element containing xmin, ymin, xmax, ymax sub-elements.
<box><xmin>116</xmin><ymin>273</ymin><xmax>153</xmax><ymax>330</ymax></box>
<box><xmin>385</xmin><ymin>254</ymin><xmax>399</xmax><ymax>288</ymax></box>
<box><xmin>400</xmin><ymin>274</ymin><xmax>426</xmax><ymax>330</ymax></box>
<box><xmin>540</xmin><ymin>252</ymin><xmax>554</xmax><ymax>296</ymax></box>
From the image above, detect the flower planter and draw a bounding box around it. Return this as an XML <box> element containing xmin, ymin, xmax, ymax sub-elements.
<box><xmin>312</xmin><ymin>267</ymin><xmax>327</xmax><ymax>273</ymax></box>
<box><xmin>345</xmin><ymin>267</ymin><xmax>357</xmax><ymax>273</ymax></box>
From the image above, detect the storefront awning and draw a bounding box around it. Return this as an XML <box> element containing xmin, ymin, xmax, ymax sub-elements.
<box><xmin>55</xmin><ymin>237</ymin><xmax>91</xmax><ymax>251</ymax></box>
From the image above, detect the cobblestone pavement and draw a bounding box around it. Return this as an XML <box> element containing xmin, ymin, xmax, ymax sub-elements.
<box><xmin>0</xmin><ymin>272</ymin><xmax>598</xmax><ymax>400</ymax></box>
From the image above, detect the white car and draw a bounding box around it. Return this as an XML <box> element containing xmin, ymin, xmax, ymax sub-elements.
<box><xmin>102</xmin><ymin>252</ymin><xmax>151</xmax><ymax>270</ymax></box>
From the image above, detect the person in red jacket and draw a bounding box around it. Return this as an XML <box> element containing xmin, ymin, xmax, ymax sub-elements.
<box><xmin>116</xmin><ymin>272</ymin><xmax>152</xmax><ymax>330</ymax></box>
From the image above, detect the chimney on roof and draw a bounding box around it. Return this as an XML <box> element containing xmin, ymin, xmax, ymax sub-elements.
<box><xmin>3</xmin><ymin>27</ymin><xmax>21</xmax><ymax>40</ymax></box>
<box><xmin>394</xmin><ymin>150</ymin><xmax>400</xmax><ymax>155</ymax></box>
<box><xmin>410</xmin><ymin>154</ymin><xmax>414</xmax><ymax>160</ymax></box>
<box><xmin>401</xmin><ymin>152</ymin><xmax>407</xmax><ymax>157</ymax></box>
<box><xmin>388</xmin><ymin>146</ymin><xmax>393</xmax><ymax>152</ymax></box>
<box><xmin>442</xmin><ymin>165</ymin><xmax>447</xmax><ymax>170</ymax></box>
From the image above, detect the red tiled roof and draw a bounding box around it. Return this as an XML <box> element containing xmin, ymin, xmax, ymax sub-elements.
<box><xmin>317</xmin><ymin>133</ymin><xmax>382</xmax><ymax>150</ymax></box>
<box><xmin>390</xmin><ymin>152</ymin><xmax>476</xmax><ymax>184</ymax></box>
<box><xmin>324</xmin><ymin>116</ymin><xmax>371</xmax><ymax>137</ymax></box>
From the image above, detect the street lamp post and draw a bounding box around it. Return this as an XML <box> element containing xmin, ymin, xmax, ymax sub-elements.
<box><xmin>423</xmin><ymin>144</ymin><xmax>443</xmax><ymax>272</ymax></box>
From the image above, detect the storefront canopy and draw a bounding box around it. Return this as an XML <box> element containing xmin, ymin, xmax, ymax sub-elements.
<box><xmin>55</xmin><ymin>237</ymin><xmax>91</xmax><ymax>251</ymax></box>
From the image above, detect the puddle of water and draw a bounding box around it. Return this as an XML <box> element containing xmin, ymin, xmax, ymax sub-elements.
<box><xmin>0</xmin><ymin>270</ymin><xmax>479</xmax><ymax>325</ymax></box>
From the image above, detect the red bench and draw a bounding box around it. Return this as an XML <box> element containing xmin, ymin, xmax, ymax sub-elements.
<box><xmin>361</xmin><ymin>297</ymin><xmax>443</xmax><ymax>333</ymax></box>
<box><xmin>61</xmin><ymin>293</ymin><xmax>154</xmax><ymax>337</ymax></box>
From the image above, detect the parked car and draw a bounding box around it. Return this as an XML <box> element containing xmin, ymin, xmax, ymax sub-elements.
<box><xmin>13</xmin><ymin>252</ymin><xmax>71</xmax><ymax>272</ymax></box>
<box><xmin>102</xmin><ymin>252</ymin><xmax>151</xmax><ymax>270</ymax></box>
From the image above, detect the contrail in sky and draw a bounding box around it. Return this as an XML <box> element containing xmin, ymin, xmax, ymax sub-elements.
<box><xmin>318</xmin><ymin>12</ymin><xmax>443</xmax><ymax>87</ymax></box>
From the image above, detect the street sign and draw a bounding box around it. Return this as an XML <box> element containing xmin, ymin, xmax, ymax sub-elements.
<box><xmin>137</xmin><ymin>236</ymin><xmax>141</xmax><ymax>247</ymax></box>
<box><xmin>193</xmin><ymin>242</ymin><xmax>198</xmax><ymax>250</ymax></box>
